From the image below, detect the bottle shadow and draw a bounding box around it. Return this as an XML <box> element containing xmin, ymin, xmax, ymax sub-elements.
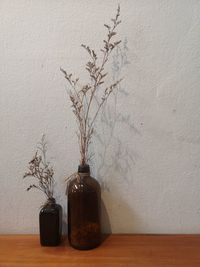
<box><xmin>101</xmin><ymin>188</ymin><xmax>139</xmax><ymax>238</ymax></box>
<box><xmin>90</xmin><ymin>38</ymin><xmax>141</xmax><ymax>234</ymax></box>
<box><xmin>101</xmin><ymin>198</ymin><xmax>112</xmax><ymax>241</ymax></box>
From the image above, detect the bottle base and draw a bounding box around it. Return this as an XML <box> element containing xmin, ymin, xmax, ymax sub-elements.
<box><xmin>69</xmin><ymin>242</ymin><xmax>101</xmax><ymax>250</ymax></box>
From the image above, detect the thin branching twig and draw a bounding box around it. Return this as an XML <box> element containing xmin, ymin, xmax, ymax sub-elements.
<box><xmin>61</xmin><ymin>5</ymin><xmax>123</xmax><ymax>165</ymax></box>
<box><xmin>23</xmin><ymin>135</ymin><xmax>54</xmax><ymax>199</ymax></box>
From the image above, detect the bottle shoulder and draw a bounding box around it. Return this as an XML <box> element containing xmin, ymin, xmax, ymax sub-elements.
<box><xmin>68</xmin><ymin>175</ymin><xmax>100</xmax><ymax>194</ymax></box>
<box><xmin>40</xmin><ymin>203</ymin><xmax>62</xmax><ymax>214</ymax></box>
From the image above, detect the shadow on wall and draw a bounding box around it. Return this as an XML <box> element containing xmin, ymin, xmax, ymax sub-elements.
<box><xmin>62</xmin><ymin>209</ymin><xmax>68</xmax><ymax>237</ymax></box>
<box><xmin>91</xmin><ymin>38</ymin><xmax>141</xmax><ymax>233</ymax></box>
<box><xmin>53</xmin><ymin>185</ymin><xmax>68</xmax><ymax>235</ymax></box>
<box><xmin>101</xmin><ymin>185</ymin><xmax>139</xmax><ymax>234</ymax></box>
<box><xmin>101</xmin><ymin>199</ymin><xmax>112</xmax><ymax>234</ymax></box>
<box><xmin>92</xmin><ymin>38</ymin><xmax>140</xmax><ymax>190</ymax></box>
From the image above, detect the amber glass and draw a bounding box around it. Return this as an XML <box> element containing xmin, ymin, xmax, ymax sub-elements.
<box><xmin>67</xmin><ymin>164</ymin><xmax>101</xmax><ymax>250</ymax></box>
<box><xmin>39</xmin><ymin>198</ymin><xmax>62</xmax><ymax>246</ymax></box>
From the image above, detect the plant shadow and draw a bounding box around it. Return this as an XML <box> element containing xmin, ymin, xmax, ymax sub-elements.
<box><xmin>90</xmin><ymin>38</ymin><xmax>141</xmax><ymax>234</ymax></box>
<box><xmin>91</xmin><ymin>38</ymin><xmax>141</xmax><ymax>190</ymax></box>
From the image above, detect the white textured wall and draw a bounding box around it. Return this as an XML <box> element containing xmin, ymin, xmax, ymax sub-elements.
<box><xmin>1</xmin><ymin>0</ymin><xmax>200</xmax><ymax>234</ymax></box>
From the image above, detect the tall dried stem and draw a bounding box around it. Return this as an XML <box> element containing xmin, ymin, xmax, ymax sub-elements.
<box><xmin>61</xmin><ymin>5</ymin><xmax>123</xmax><ymax>165</ymax></box>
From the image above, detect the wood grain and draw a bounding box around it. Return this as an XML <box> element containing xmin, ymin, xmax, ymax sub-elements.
<box><xmin>0</xmin><ymin>235</ymin><xmax>200</xmax><ymax>267</ymax></box>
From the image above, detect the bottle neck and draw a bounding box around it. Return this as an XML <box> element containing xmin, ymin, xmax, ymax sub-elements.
<box><xmin>78</xmin><ymin>164</ymin><xmax>90</xmax><ymax>173</ymax></box>
<box><xmin>42</xmin><ymin>197</ymin><xmax>56</xmax><ymax>208</ymax></box>
<box><xmin>47</xmin><ymin>197</ymin><xmax>56</xmax><ymax>204</ymax></box>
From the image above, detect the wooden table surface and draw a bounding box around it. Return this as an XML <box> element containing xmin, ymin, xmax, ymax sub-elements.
<box><xmin>0</xmin><ymin>235</ymin><xmax>200</xmax><ymax>267</ymax></box>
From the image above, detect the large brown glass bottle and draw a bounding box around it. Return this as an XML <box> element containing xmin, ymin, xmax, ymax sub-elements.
<box><xmin>67</xmin><ymin>164</ymin><xmax>101</xmax><ymax>250</ymax></box>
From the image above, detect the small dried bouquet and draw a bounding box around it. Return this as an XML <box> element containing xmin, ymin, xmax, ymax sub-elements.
<box><xmin>61</xmin><ymin>5</ymin><xmax>122</xmax><ymax>166</ymax></box>
<box><xmin>23</xmin><ymin>135</ymin><xmax>55</xmax><ymax>204</ymax></box>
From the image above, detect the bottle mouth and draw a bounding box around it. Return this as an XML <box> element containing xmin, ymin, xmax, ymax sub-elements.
<box><xmin>78</xmin><ymin>164</ymin><xmax>90</xmax><ymax>173</ymax></box>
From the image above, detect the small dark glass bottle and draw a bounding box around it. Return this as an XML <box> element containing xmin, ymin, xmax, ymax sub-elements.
<box><xmin>39</xmin><ymin>198</ymin><xmax>62</xmax><ymax>246</ymax></box>
<box><xmin>67</xmin><ymin>164</ymin><xmax>101</xmax><ymax>250</ymax></box>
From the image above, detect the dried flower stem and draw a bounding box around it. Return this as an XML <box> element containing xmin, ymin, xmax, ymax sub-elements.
<box><xmin>23</xmin><ymin>135</ymin><xmax>54</xmax><ymax>199</ymax></box>
<box><xmin>61</xmin><ymin>5</ymin><xmax>122</xmax><ymax>165</ymax></box>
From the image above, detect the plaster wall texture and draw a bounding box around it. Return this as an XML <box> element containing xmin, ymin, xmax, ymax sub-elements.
<box><xmin>0</xmin><ymin>0</ymin><xmax>200</xmax><ymax>234</ymax></box>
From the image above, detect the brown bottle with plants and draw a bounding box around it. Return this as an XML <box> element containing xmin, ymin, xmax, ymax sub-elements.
<box><xmin>67</xmin><ymin>164</ymin><xmax>101</xmax><ymax>249</ymax></box>
<box><xmin>61</xmin><ymin>5</ymin><xmax>122</xmax><ymax>250</ymax></box>
<box><xmin>23</xmin><ymin>135</ymin><xmax>62</xmax><ymax>246</ymax></box>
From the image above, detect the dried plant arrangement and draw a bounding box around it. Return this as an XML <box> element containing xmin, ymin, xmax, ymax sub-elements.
<box><xmin>23</xmin><ymin>135</ymin><xmax>54</xmax><ymax>202</ymax></box>
<box><xmin>60</xmin><ymin>5</ymin><xmax>123</xmax><ymax>166</ymax></box>
<box><xmin>23</xmin><ymin>135</ymin><xmax>63</xmax><ymax>246</ymax></box>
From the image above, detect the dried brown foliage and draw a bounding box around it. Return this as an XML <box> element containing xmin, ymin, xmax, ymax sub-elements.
<box><xmin>61</xmin><ymin>5</ymin><xmax>123</xmax><ymax>165</ymax></box>
<box><xmin>23</xmin><ymin>135</ymin><xmax>54</xmax><ymax>199</ymax></box>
